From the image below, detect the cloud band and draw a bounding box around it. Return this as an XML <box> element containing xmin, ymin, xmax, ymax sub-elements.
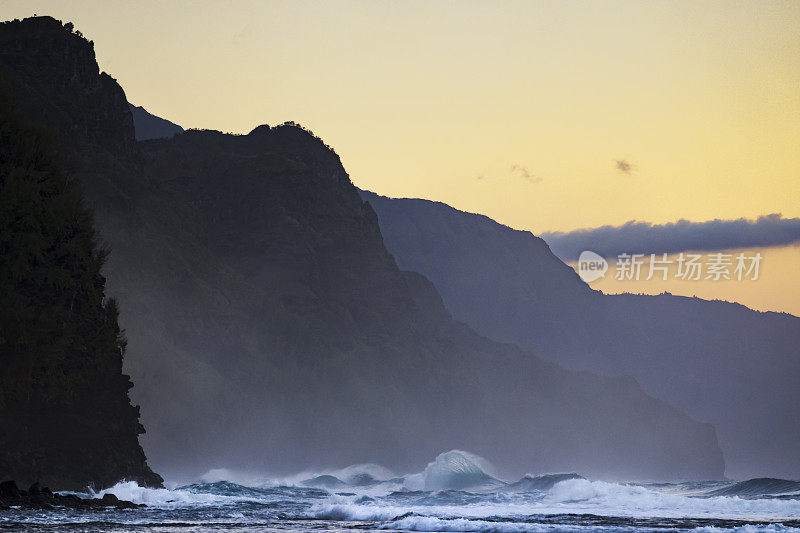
<box><xmin>542</xmin><ymin>214</ymin><xmax>800</xmax><ymax>262</ymax></box>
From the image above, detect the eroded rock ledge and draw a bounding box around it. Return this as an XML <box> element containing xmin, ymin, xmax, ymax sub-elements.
<box><xmin>0</xmin><ymin>480</ymin><xmax>142</xmax><ymax>510</ymax></box>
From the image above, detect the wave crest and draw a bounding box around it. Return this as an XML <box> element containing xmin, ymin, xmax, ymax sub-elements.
<box><xmin>421</xmin><ymin>450</ymin><xmax>503</xmax><ymax>491</ymax></box>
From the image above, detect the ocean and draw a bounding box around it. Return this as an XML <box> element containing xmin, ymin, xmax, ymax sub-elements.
<box><xmin>2</xmin><ymin>451</ymin><xmax>799</xmax><ymax>532</ymax></box>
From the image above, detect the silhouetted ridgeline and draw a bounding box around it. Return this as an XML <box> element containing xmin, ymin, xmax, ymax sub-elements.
<box><xmin>129</xmin><ymin>104</ymin><xmax>183</xmax><ymax>140</ymax></box>
<box><xmin>0</xmin><ymin>19</ymin><xmax>161</xmax><ymax>490</ymax></box>
<box><xmin>361</xmin><ymin>190</ymin><xmax>800</xmax><ymax>480</ymax></box>
<box><xmin>2</xmin><ymin>16</ymin><xmax>724</xmax><ymax>483</ymax></box>
<box><xmin>125</xmin><ymin>124</ymin><xmax>724</xmax><ymax>481</ymax></box>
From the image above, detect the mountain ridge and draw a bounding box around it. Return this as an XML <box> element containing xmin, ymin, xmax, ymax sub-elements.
<box><xmin>361</xmin><ymin>189</ymin><xmax>800</xmax><ymax>479</ymax></box>
<box><xmin>129</xmin><ymin>103</ymin><xmax>183</xmax><ymax>140</ymax></box>
<box><xmin>1</xmin><ymin>15</ymin><xmax>726</xmax><ymax>484</ymax></box>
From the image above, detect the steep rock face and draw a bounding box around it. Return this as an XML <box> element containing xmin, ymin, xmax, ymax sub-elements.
<box><xmin>132</xmin><ymin>127</ymin><xmax>725</xmax><ymax>481</ymax></box>
<box><xmin>358</xmin><ymin>191</ymin><xmax>594</xmax><ymax>354</ymax></box>
<box><xmin>0</xmin><ymin>17</ymin><xmax>134</xmax><ymax>158</ymax></box>
<box><xmin>1</xmin><ymin>16</ymin><xmax>725</xmax><ymax>482</ymax></box>
<box><xmin>0</xmin><ymin>18</ymin><xmax>161</xmax><ymax>490</ymax></box>
<box><xmin>140</xmin><ymin>126</ymin><xmax>418</xmax><ymax>337</ymax></box>
<box><xmin>361</xmin><ymin>190</ymin><xmax>800</xmax><ymax>479</ymax></box>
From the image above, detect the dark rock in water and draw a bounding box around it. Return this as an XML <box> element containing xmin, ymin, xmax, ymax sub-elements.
<box><xmin>505</xmin><ymin>473</ymin><xmax>585</xmax><ymax>492</ymax></box>
<box><xmin>1</xmin><ymin>480</ymin><xmax>21</xmax><ymax>499</ymax></box>
<box><xmin>60</xmin><ymin>493</ymin><xmax>83</xmax><ymax>506</ymax></box>
<box><xmin>0</xmin><ymin>480</ymin><xmax>143</xmax><ymax>509</ymax></box>
<box><xmin>101</xmin><ymin>493</ymin><xmax>120</xmax><ymax>504</ymax></box>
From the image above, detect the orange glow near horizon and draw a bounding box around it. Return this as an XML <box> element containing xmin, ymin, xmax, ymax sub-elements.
<box><xmin>570</xmin><ymin>246</ymin><xmax>800</xmax><ymax>316</ymax></box>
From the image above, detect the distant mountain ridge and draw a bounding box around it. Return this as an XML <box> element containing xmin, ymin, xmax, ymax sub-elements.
<box><xmin>1</xmin><ymin>16</ymin><xmax>727</xmax><ymax>483</ymax></box>
<box><xmin>360</xmin><ymin>190</ymin><xmax>800</xmax><ymax>480</ymax></box>
<box><xmin>129</xmin><ymin>104</ymin><xmax>183</xmax><ymax>140</ymax></box>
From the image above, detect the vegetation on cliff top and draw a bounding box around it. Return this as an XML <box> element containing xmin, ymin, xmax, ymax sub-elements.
<box><xmin>0</xmin><ymin>21</ymin><xmax>161</xmax><ymax>489</ymax></box>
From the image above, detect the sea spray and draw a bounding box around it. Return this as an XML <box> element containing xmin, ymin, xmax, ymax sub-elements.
<box><xmin>6</xmin><ymin>451</ymin><xmax>798</xmax><ymax>531</ymax></box>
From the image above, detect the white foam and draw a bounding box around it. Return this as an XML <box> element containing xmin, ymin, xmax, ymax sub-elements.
<box><xmin>382</xmin><ymin>516</ymin><xmax>800</xmax><ymax>533</ymax></box>
<box><xmin>384</xmin><ymin>515</ymin><xmax>582</xmax><ymax>532</ymax></box>
<box><xmin>192</xmin><ymin>462</ymin><xmax>398</xmax><ymax>490</ymax></box>
<box><xmin>541</xmin><ymin>479</ymin><xmax>800</xmax><ymax>520</ymax></box>
<box><xmin>303</xmin><ymin>478</ymin><xmax>800</xmax><ymax>525</ymax></box>
<box><xmin>92</xmin><ymin>481</ymin><xmax>246</xmax><ymax>508</ymax></box>
<box><xmin>196</xmin><ymin>467</ymin><xmax>269</xmax><ymax>487</ymax></box>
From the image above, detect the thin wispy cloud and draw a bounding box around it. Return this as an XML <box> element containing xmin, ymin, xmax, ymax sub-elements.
<box><xmin>541</xmin><ymin>213</ymin><xmax>800</xmax><ymax>262</ymax></box>
<box><xmin>615</xmin><ymin>159</ymin><xmax>633</xmax><ymax>174</ymax></box>
<box><xmin>509</xmin><ymin>164</ymin><xmax>543</xmax><ymax>183</ymax></box>
<box><xmin>475</xmin><ymin>165</ymin><xmax>543</xmax><ymax>184</ymax></box>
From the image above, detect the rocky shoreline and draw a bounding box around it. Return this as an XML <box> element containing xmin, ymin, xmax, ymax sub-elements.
<box><xmin>0</xmin><ymin>481</ymin><xmax>142</xmax><ymax>510</ymax></box>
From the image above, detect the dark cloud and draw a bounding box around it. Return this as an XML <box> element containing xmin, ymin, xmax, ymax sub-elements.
<box><xmin>541</xmin><ymin>213</ymin><xmax>800</xmax><ymax>262</ymax></box>
<box><xmin>615</xmin><ymin>159</ymin><xmax>633</xmax><ymax>174</ymax></box>
<box><xmin>509</xmin><ymin>164</ymin><xmax>543</xmax><ymax>183</ymax></box>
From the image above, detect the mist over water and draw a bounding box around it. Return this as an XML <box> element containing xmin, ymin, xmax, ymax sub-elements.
<box><xmin>3</xmin><ymin>451</ymin><xmax>798</xmax><ymax>532</ymax></box>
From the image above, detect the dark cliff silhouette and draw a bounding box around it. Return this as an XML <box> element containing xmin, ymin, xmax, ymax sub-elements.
<box><xmin>0</xmin><ymin>19</ymin><xmax>161</xmax><ymax>489</ymax></box>
<box><xmin>116</xmin><ymin>122</ymin><xmax>725</xmax><ymax>482</ymax></box>
<box><xmin>2</xmin><ymin>16</ymin><xmax>726</xmax><ymax>483</ymax></box>
<box><xmin>129</xmin><ymin>104</ymin><xmax>183</xmax><ymax>140</ymax></box>
<box><xmin>360</xmin><ymin>190</ymin><xmax>800</xmax><ymax>480</ymax></box>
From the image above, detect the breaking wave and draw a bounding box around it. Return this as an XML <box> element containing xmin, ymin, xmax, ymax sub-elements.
<box><xmin>504</xmin><ymin>473</ymin><xmax>585</xmax><ymax>492</ymax></box>
<box><xmin>419</xmin><ymin>450</ymin><xmax>504</xmax><ymax>492</ymax></box>
<box><xmin>10</xmin><ymin>450</ymin><xmax>797</xmax><ymax>532</ymax></box>
<box><xmin>708</xmin><ymin>478</ymin><xmax>800</xmax><ymax>499</ymax></box>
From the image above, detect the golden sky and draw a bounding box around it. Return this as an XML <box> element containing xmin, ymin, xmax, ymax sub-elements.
<box><xmin>3</xmin><ymin>0</ymin><xmax>799</xmax><ymax>313</ymax></box>
<box><xmin>576</xmin><ymin>246</ymin><xmax>800</xmax><ymax>317</ymax></box>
